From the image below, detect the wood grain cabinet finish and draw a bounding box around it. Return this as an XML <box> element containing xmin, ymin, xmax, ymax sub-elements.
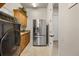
<box><xmin>13</xmin><ymin>9</ymin><xmax>27</xmax><ymax>28</ymax></box>
<box><xmin>20</xmin><ymin>32</ymin><xmax>30</xmax><ymax>52</ymax></box>
<box><xmin>0</xmin><ymin>3</ymin><xmax>5</xmax><ymax>8</ymax></box>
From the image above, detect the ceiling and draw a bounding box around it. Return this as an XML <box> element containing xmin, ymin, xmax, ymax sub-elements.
<box><xmin>21</xmin><ymin>3</ymin><xmax>58</xmax><ymax>8</ymax></box>
<box><xmin>21</xmin><ymin>3</ymin><xmax>48</xmax><ymax>8</ymax></box>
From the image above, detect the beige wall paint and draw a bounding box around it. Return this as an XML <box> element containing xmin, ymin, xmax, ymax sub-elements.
<box><xmin>59</xmin><ymin>3</ymin><xmax>79</xmax><ymax>56</ymax></box>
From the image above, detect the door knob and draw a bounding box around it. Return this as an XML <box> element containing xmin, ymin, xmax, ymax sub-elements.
<box><xmin>49</xmin><ymin>34</ymin><xmax>54</xmax><ymax>37</ymax></box>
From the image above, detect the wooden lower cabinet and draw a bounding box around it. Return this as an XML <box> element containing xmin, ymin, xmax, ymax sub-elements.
<box><xmin>20</xmin><ymin>31</ymin><xmax>30</xmax><ymax>53</ymax></box>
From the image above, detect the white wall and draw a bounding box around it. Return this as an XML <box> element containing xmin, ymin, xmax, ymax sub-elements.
<box><xmin>53</xmin><ymin>8</ymin><xmax>58</xmax><ymax>40</ymax></box>
<box><xmin>26</xmin><ymin>8</ymin><xmax>47</xmax><ymax>45</ymax></box>
<box><xmin>26</xmin><ymin>8</ymin><xmax>47</xmax><ymax>29</ymax></box>
<box><xmin>59</xmin><ymin>3</ymin><xmax>79</xmax><ymax>56</ymax></box>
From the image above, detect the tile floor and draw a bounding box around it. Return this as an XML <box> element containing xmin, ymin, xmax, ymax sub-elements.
<box><xmin>52</xmin><ymin>40</ymin><xmax>58</xmax><ymax>56</ymax></box>
<box><xmin>20</xmin><ymin>40</ymin><xmax>58</xmax><ymax>56</ymax></box>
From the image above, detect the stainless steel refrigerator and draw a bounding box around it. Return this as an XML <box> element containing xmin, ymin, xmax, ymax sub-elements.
<box><xmin>33</xmin><ymin>19</ymin><xmax>48</xmax><ymax>46</ymax></box>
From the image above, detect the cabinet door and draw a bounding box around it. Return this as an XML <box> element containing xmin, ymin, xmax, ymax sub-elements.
<box><xmin>13</xmin><ymin>10</ymin><xmax>27</xmax><ymax>27</ymax></box>
<box><xmin>0</xmin><ymin>3</ymin><xmax>5</xmax><ymax>8</ymax></box>
<box><xmin>20</xmin><ymin>35</ymin><xmax>25</xmax><ymax>50</ymax></box>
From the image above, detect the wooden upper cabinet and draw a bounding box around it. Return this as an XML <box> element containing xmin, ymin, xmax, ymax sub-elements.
<box><xmin>13</xmin><ymin>9</ymin><xmax>27</xmax><ymax>28</ymax></box>
<box><xmin>0</xmin><ymin>3</ymin><xmax>5</xmax><ymax>8</ymax></box>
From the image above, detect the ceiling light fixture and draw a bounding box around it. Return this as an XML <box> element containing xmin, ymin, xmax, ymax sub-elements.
<box><xmin>32</xmin><ymin>3</ymin><xmax>37</xmax><ymax>7</ymax></box>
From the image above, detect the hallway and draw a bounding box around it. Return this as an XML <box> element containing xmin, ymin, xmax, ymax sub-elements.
<box><xmin>20</xmin><ymin>41</ymin><xmax>58</xmax><ymax>56</ymax></box>
<box><xmin>1</xmin><ymin>3</ymin><xmax>79</xmax><ymax>56</ymax></box>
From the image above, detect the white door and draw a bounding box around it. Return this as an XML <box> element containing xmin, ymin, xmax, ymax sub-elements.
<box><xmin>47</xmin><ymin>3</ymin><xmax>54</xmax><ymax>55</ymax></box>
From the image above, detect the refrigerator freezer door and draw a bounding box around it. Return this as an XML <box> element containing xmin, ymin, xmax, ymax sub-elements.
<box><xmin>33</xmin><ymin>19</ymin><xmax>48</xmax><ymax>46</ymax></box>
